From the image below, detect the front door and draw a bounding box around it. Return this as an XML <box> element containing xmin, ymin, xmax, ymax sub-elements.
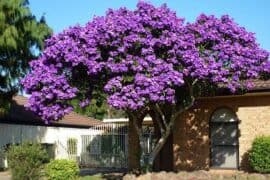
<box><xmin>210</xmin><ymin>108</ymin><xmax>239</xmax><ymax>169</ymax></box>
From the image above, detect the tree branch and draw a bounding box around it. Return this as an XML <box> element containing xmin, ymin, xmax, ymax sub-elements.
<box><xmin>148</xmin><ymin>126</ymin><xmax>171</xmax><ymax>166</ymax></box>
<box><xmin>148</xmin><ymin>95</ymin><xmax>196</xmax><ymax>167</ymax></box>
<box><xmin>154</xmin><ymin>104</ymin><xmax>168</xmax><ymax>129</ymax></box>
<box><xmin>155</xmin><ymin>113</ymin><xmax>165</xmax><ymax>135</ymax></box>
<box><xmin>171</xmin><ymin>80</ymin><xmax>197</xmax><ymax>127</ymax></box>
<box><xmin>127</xmin><ymin>107</ymin><xmax>149</xmax><ymax>136</ymax></box>
<box><xmin>192</xmin><ymin>78</ymin><xmax>198</xmax><ymax>86</ymax></box>
<box><xmin>147</xmin><ymin>81</ymin><xmax>197</xmax><ymax>167</ymax></box>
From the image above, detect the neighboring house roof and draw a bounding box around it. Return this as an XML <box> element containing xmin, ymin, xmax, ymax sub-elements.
<box><xmin>250</xmin><ymin>79</ymin><xmax>270</xmax><ymax>91</ymax></box>
<box><xmin>0</xmin><ymin>96</ymin><xmax>103</xmax><ymax>128</ymax></box>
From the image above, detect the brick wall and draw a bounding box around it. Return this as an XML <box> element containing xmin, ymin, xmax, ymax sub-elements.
<box><xmin>173</xmin><ymin>94</ymin><xmax>270</xmax><ymax>171</ymax></box>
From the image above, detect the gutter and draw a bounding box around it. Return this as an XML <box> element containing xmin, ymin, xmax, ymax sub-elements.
<box><xmin>197</xmin><ymin>91</ymin><xmax>270</xmax><ymax>100</ymax></box>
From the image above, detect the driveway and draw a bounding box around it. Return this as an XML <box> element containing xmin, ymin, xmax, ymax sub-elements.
<box><xmin>0</xmin><ymin>171</ymin><xmax>11</xmax><ymax>180</ymax></box>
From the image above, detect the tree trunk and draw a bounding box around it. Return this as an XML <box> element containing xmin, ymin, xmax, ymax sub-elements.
<box><xmin>127</xmin><ymin>112</ymin><xmax>145</xmax><ymax>171</ymax></box>
<box><xmin>128</xmin><ymin>81</ymin><xmax>196</xmax><ymax>172</ymax></box>
<box><xmin>128</xmin><ymin>99</ymin><xmax>195</xmax><ymax>172</ymax></box>
<box><xmin>128</xmin><ymin>117</ymin><xmax>141</xmax><ymax>171</ymax></box>
<box><xmin>145</xmin><ymin>101</ymin><xmax>195</xmax><ymax>171</ymax></box>
<box><xmin>147</xmin><ymin>122</ymin><xmax>173</xmax><ymax>169</ymax></box>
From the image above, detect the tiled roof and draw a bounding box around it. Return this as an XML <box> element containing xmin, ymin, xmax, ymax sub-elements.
<box><xmin>217</xmin><ymin>79</ymin><xmax>270</xmax><ymax>93</ymax></box>
<box><xmin>251</xmin><ymin>79</ymin><xmax>270</xmax><ymax>91</ymax></box>
<box><xmin>0</xmin><ymin>96</ymin><xmax>103</xmax><ymax>128</ymax></box>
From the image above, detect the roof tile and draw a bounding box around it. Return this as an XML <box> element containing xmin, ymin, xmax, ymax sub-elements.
<box><xmin>0</xmin><ymin>96</ymin><xmax>103</xmax><ymax>127</ymax></box>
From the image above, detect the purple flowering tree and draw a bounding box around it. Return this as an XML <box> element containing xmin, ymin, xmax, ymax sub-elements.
<box><xmin>22</xmin><ymin>2</ymin><xmax>269</xmax><ymax>169</ymax></box>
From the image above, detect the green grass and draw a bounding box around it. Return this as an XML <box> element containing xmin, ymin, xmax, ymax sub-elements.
<box><xmin>80</xmin><ymin>175</ymin><xmax>103</xmax><ymax>180</ymax></box>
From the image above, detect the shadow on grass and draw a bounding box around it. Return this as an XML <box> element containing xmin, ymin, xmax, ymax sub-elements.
<box><xmin>80</xmin><ymin>168</ymin><xmax>126</xmax><ymax>180</ymax></box>
<box><xmin>80</xmin><ymin>173</ymin><xmax>125</xmax><ymax>180</ymax></box>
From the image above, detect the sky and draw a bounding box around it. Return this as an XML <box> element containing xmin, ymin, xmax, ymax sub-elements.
<box><xmin>29</xmin><ymin>0</ymin><xmax>270</xmax><ymax>51</ymax></box>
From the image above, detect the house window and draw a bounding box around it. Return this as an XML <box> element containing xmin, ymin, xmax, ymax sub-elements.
<box><xmin>41</xmin><ymin>143</ymin><xmax>55</xmax><ymax>160</ymax></box>
<box><xmin>210</xmin><ymin>107</ymin><xmax>239</xmax><ymax>169</ymax></box>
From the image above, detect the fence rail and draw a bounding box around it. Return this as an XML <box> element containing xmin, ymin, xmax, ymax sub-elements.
<box><xmin>80</xmin><ymin>123</ymin><xmax>128</xmax><ymax>168</ymax></box>
<box><xmin>76</xmin><ymin>123</ymin><xmax>154</xmax><ymax>169</ymax></box>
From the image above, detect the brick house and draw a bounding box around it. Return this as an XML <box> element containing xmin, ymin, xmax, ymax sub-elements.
<box><xmin>174</xmin><ymin>80</ymin><xmax>270</xmax><ymax>171</ymax></box>
<box><xmin>129</xmin><ymin>80</ymin><xmax>270</xmax><ymax>171</ymax></box>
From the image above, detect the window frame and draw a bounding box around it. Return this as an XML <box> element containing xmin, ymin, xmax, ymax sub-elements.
<box><xmin>209</xmin><ymin>107</ymin><xmax>240</xmax><ymax>169</ymax></box>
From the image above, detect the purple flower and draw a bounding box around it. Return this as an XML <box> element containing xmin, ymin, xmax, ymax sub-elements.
<box><xmin>21</xmin><ymin>2</ymin><xmax>269</xmax><ymax>123</ymax></box>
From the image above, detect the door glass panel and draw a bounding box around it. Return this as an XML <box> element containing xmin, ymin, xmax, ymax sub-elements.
<box><xmin>211</xmin><ymin>108</ymin><xmax>237</xmax><ymax>122</ymax></box>
<box><xmin>211</xmin><ymin>146</ymin><xmax>237</xmax><ymax>168</ymax></box>
<box><xmin>211</xmin><ymin>124</ymin><xmax>238</xmax><ymax>145</ymax></box>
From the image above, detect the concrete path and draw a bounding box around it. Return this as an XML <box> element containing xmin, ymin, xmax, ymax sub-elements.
<box><xmin>0</xmin><ymin>171</ymin><xmax>11</xmax><ymax>180</ymax></box>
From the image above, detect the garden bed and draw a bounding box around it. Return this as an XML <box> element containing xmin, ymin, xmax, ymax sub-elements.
<box><xmin>123</xmin><ymin>170</ymin><xmax>270</xmax><ymax>180</ymax></box>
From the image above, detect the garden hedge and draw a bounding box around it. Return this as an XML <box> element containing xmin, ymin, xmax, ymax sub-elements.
<box><xmin>249</xmin><ymin>136</ymin><xmax>270</xmax><ymax>173</ymax></box>
<box><xmin>45</xmin><ymin>159</ymin><xmax>79</xmax><ymax>180</ymax></box>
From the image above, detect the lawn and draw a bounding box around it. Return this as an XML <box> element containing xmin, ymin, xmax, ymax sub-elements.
<box><xmin>80</xmin><ymin>175</ymin><xmax>103</xmax><ymax>180</ymax></box>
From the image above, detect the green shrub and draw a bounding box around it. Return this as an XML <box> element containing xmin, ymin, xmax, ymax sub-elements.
<box><xmin>7</xmin><ymin>142</ymin><xmax>49</xmax><ymax>180</ymax></box>
<box><xmin>0</xmin><ymin>149</ymin><xmax>7</xmax><ymax>171</ymax></box>
<box><xmin>249</xmin><ymin>136</ymin><xmax>270</xmax><ymax>173</ymax></box>
<box><xmin>45</xmin><ymin>159</ymin><xmax>79</xmax><ymax>180</ymax></box>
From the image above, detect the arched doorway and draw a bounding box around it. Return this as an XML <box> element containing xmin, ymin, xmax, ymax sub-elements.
<box><xmin>210</xmin><ymin>107</ymin><xmax>239</xmax><ymax>169</ymax></box>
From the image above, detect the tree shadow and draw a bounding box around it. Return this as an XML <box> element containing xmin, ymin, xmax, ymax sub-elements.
<box><xmin>173</xmin><ymin>107</ymin><xmax>210</xmax><ymax>171</ymax></box>
<box><xmin>101</xmin><ymin>173</ymin><xmax>125</xmax><ymax>180</ymax></box>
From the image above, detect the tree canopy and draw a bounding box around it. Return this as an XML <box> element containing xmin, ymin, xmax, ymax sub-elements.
<box><xmin>0</xmin><ymin>0</ymin><xmax>51</xmax><ymax>112</ymax></box>
<box><xmin>22</xmin><ymin>1</ymin><xmax>269</xmax><ymax>122</ymax></box>
<box><xmin>22</xmin><ymin>1</ymin><xmax>269</xmax><ymax>168</ymax></box>
<box><xmin>71</xmin><ymin>99</ymin><xmax>125</xmax><ymax>120</ymax></box>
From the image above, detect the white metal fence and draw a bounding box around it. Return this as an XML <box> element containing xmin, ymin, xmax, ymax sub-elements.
<box><xmin>76</xmin><ymin>123</ymin><xmax>154</xmax><ymax>169</ymax></box>
<box><xmin>0</xmin><ymin>122</ymin><xmax>154</xmax><ymax>170</ymax></box>
<box><xmin>80</xmin><ymin>123</ymin><xmax>128</xmax><ymax>168</ymax></box>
